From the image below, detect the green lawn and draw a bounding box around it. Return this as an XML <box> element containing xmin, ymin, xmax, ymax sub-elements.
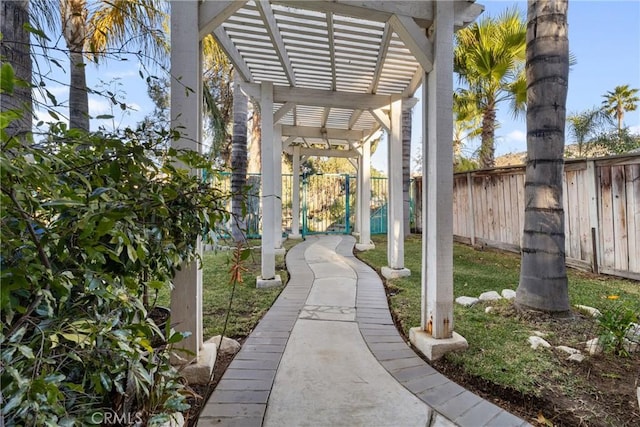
<box><xmin>356</xmin><ymin>234</ymin><xmax>640</xmax><ymax>396</ymax></box>
<box><xmin>158</xmin><ymin>240</ymin><xmax>288</xmax><ymax>339</ymax></box>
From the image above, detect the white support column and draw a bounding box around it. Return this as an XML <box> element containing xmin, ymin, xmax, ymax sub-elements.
<box><xmin>169</xmin><ymin>1</ymin><xmax>215</xmax><ymax>382</ymax></box>
<box><xmin>353</xmin><ymin>149</ymin><xmax>363</xmax><ymax>238</ymax></box>
<box><xmin>356</xmin><ymin>139</ymin><xmax>374</xmax><ymax>251</ymax></box>
<box><xmin>273</xmin><ymin>124</ymin><xmax>285</xmax><ymax>254</ymax></box>
<box><xmin>410</xmin><ymin>1</ymin><xmax>467</xmax><ymax>361</ymax></box>
<box><xmin>382</xmin><ymin>95</ymin><xmax>409</xmax><ymax>278</ymax></box>
<box><xmin>289</xmin><ymin>145</ymin><xmax>302</xmax><ymax>239</ymax></box>
<box><xmin>257</xmin><ymin>82</ymin><xmax>282</xmax><ymax>288</ymax></box>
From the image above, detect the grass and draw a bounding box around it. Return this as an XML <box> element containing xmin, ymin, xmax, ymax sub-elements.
<box><xmin>157</xmin><ymin>239</ymin><xmax>290</xmax><ymax>340</ymax></box>
<box><xmin>357</xmin><ymin>234</ymin><xmax>640</xmax><ymax>397</ymax></box>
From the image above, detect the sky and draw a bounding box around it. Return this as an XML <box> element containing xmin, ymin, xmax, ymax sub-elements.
<box><xmin>34</xmin><ymin>1</ymin><xmax>640</xmax><ymax>173</ymax></box>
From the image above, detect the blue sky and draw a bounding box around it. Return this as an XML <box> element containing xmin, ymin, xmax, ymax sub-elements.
<box><xmin>35</xmin><ymin>1</ymin><xmax>639</xmax><ymax>172</ymax></box>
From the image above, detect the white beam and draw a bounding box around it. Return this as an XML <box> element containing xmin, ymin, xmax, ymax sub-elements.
<box><xmin>368</xmin><ymin>23</ymin><xmax>393</xmax><ymax>93</ymax></box>
<box><xmin>260</xmin><ymin>82</ymin><xmax>276</xmax><ymax>280</ymax></box>
<box><xmin>213</xmin><ymin>27</ymin><xmax>254</xmax><ymax>83</ymax></box>
<box><xmin>326</xmin><ymin>13</ymin><xmax>337</xmax><ymax>90</ymax></box>
<box><xmin>370</xmin><ymin>108</ymin><xmax>390</xmax><ymax>133</ymax></box>
<box><xmin>290</xmin><ymin>145</ymin><xmax>301</xmax><ymax>237</ymax></box>
<box><xmin>424</xmin><ymin>1</ymin><xmax>455</xmax><ymax>339</ymax></box>
<box><xmin>281</xmin><ymin>125</ymin><xmax>365</xmax><ymax>141</ymax></box>
<box><xmin>256</xmin><ymin>0</ymin><xmax>296</xmax><ymax>86</ymax></box>
<box><xmin>389</xmin><ymin>14</ymin><xmax>434</xmax><ymax>73</ymax></box>
<box><xmin>348</xmin><ymin>109</ymin><xmax>363</xmax><ymax>129</ymax></box>
<box><xmin>387</xmin><ymin>95</ymin><xmax>406</xmax><ymax>270</ymax></box>
<box><xmin>199</xmin><ymin>1</ymin><xmax>246</xmax><ymax>40</ymax></box>
<box><xmin>359</xmin><ymin>140</ymin><xmax>372</xmax><ymax>248</ymax></box>
<box><xmin>403</xmin><ymin>66</ymin><xmax>424</xmax><ymax>97</ymax></box>
<box><xmin>170</xmin><ymin>0</ymin><xmax>203</xmax><ymax>362</ymax></box>
<box><xmin>242</xmin><ymin>84</ymin><xmax>412</xmax><ymax>110</ymax></box>
<box><xmin>274</xmin><ymin>101</ymin><xmax>295</xmax><ymax>123</ymax></box>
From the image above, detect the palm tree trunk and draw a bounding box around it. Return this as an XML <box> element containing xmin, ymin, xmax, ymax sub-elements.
<box><xmin>479</xmin><ymin>105</ymin><xmax>496</xmax><ymax>168</ymax></box>
<box><xmin>61</xmin><ymin>0</ymin><xmax>90</xmax><ymax>132</ymax></box>
<box><xmin>1</xmin><ymin>0</ymin><xmax>32</xmax><ymax>140</ymax></box>
<box><xmin>516</xmin><ymin>0</ymin><xmax>570</xmax><ymax>313</ymax></box>
<box><xmin>231</xmin><ymin>73</ymin><xmax>248</xmax><ymax>241</ymax></box>
<box><xmin>402</xmin><ymin>108</ymin><xmax>412</xmax><ymax>235</ymax></box>
<box><xmin>248</xmin><ymin>103</ymin><xmax>261</xmax><ymax>174</ymax></box>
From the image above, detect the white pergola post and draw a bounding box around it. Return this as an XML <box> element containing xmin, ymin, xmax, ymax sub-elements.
<box><xmin>409</xmin><ymin>1</ymin><xmax>468</xmax><ymax>361</ymax></box>
<box><xmin>273</xmin><ymin>124</ymin><xmax>285</xmax><ymax>253</ymax></box>
<box><xmin>356</xmin><ymin>139</ymin><xmax>374</xmax><ymax>251</ymax></box>
<box><xmin>289</xmin><ymin>145</ymin><xmax>302</xmax><ymax>239</ymax></box>
<box><xmin>382</xmin><ymin>96</ymin><xmax>410</xmax><ymax>278</ymax></box>
<box><xmin>169</xmin><ymin>0</ymin><xmax>215</xmax><ymax>381</ymax></box>
<box><xmin>257</xmin><ymin>82</ymin><xmax>282</xmax><ymax>288</ymax></box>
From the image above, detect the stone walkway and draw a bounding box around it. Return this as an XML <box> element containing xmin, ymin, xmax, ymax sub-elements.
<box><xmin>198</xmin><ymin>235</ymin><xmax>531</xmax><ymax>427</ymax></box>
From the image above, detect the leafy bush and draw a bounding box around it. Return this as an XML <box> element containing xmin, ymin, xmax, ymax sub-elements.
<box><xmin>1</xmin><ymin>113</ymin><xmax>229</xmax><ymax>424</ymax></box>
<box><xmin>597</xmin><ymin>298</ymin><xmax>640</xmax><ymax>357</ymax></box>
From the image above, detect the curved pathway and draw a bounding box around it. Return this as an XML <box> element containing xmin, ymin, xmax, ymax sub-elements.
<box><xmin>198</xmin><ymin>235</ymin><xmax>531</xmax><ymax>427</ymax></box>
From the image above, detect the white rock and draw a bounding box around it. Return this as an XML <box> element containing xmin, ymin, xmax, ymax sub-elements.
<box><xmin>567</xmin><ymin>353</ymin><xmax>585</xmax><ymax>363</ymax></box>
<box><xmin>501</xmin><ymin>289</ymin><xmax>516</xmax><ymax>300</ymax></box>
<box><xmin>556</xmin><ymin>345</ymin><xmax>581</xmax><ymax>355</ymax></box>
<box><xmin>159</xmin><ymin>412</ymin><xmax>184</xmax><ymax>427</ymax></box>
<box><xmin>575</xmin><ymin>305</ymin><xmax>602</xmax><ymax>318</ymax></box>
<box><xmin>206</xmin><ymin>335</ymin><xmax>241</xmax><ymax>356</ymax></box>
<box><xmin>626</xmin><ymin>323</ymin><xmax>640</xmax><ymax>341</ymax></box>
<box><xmin>455</xmin><ymin>296</ymin><xmax>479</xmax><ymax>307</ymax></box>
<box><xmin>623</xmin><ymin>338</ymin><xmax>639</xmax><ymax>353</ymax></box>
<box><xmin>532</xmin><ymin>331</ymin><xmax>548</xmax><ymax>337</ymax></box>
<box><xmin>479</xmin><ymin>291</ymin><xmax>502</xmax><ymax>301</ymax></box>
<box><xmin>485</xmin><ymin>306</ymin><xmax>494</xmax><ymax>314</ymax></box>
<box><xmin>528</xmin><ymin>336</ymin><xmax>551</xmax><ymax>350</ymax></box>
<box><xmin>585</xmin><ymin>338</ymin><xmax>603</xmax><ymax>355</ymax></box>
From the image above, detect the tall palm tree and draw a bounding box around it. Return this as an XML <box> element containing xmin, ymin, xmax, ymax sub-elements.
<box><xmin>567</xmin><ymin>108</ymin><xmax>612</xmax><ymax>157</ymax></box>
<box><xmin>60</xmin><ymin>0</ymin><xmax>167</xmax><ymax>131</ymax></box>
<box><xmin>516</xmin><ymin>0</ymin><xmax>570</xmax><ymax>314</ymax></box>
<box><xmin>454</xmin><ymin>8</ymin><xmax>527</xmax><ymax>168</ymax></box>
<box><xmin>402</xmin><ymin>109</ymin><xmax>412</xmax><ymax>236</ymax></box>
<box><xmin>453</xmin><ymin>92</ymin><xmax>482</xmax><ymax>167</ymax></box>
<box><xmin>231</xmin><ymin>72</ymin><xmax>248</xmax><ymax>241</ymax></box>
<box><xmin>1</xmin><ymin>0</ymin><xmax>32</xmax><ymax>140</ymax></box>
<box><xmin>602</xmin><ymin>84</ymin><xmax>640</xmax><ymax>132</ymax></box>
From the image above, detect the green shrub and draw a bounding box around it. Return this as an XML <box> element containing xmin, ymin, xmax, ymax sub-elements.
<box><xmin>1</xmin><ymin>113</ymin><xmax>229</xmax><ymax>424</ymax></box>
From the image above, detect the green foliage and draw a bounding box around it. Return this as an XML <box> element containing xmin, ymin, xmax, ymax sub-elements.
<box><xmin>593</xmin><ymin>127</ymin><xmax>640</xmax><ymax>155</ymax></box>
<box><xmin>1</xmin><ymin>113</ymin><xmax>229</xmax><ymax>424</ymax></box>
<box><xmin>597</xmin><ymin>298</ymin><xmax>640</xmax><ymax>357</ymax></box>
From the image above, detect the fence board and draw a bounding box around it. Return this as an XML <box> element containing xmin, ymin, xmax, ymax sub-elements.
<box><xmin>627</xmin><ymin>164</ymin><xmax>640</xmax><ymax>273</ymax></box>
<box><xmin>611</xmin><ymin>166</ymin><xmax>629</xmax><ymax>271</ymax></box>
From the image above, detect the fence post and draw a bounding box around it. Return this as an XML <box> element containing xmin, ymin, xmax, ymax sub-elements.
<box><xmin>466</xmin><ymin>172</ymin><xmax>476</xmax><ymax>246</ymax></box>
<box><xmin>586</xmin><ymin>159</ymin><xmax>600</xmax><ymax>274</ymax></box>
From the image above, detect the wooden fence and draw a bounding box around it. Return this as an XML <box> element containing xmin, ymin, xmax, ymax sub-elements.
<box><xmin>416</xmin><ymin>154</ymin><xmax>639</xmax><ymax>281</ymax></box>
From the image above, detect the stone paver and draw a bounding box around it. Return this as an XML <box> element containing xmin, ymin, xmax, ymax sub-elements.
<box><xmin>198</xmin><ymin>235</ymin><xmax>532</xmax><ymax>427</ymax></box>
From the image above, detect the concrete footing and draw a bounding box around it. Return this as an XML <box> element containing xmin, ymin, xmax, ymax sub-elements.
<box><xmin>355</xmin><ymin>243</ymin><xmax>376</xmax><ymax>251</ymax></box>
<box><xmin>256</xmin><ymin>274</ymin><xmax>283</xmax><ymax>288</ymax></box>
<box><xmin>177</xmin><ymin>341</ymin><xmax>217</xmax><ymax>385</ymax></box>
<box><xmin>381</xmin><ymin>266</ymin><xmax>411</xmax><ymax>279</ymax></box>
<box><xmin>409</xmin><ymin>327</ymin><xmax>468</xmax><ymax>361</ymax></box>
<box><xmin>288</xmin><ymin>233</ymin><xmax>303</xmax><ymax>240</ymax></box>
<box><xmin>274</xmin><ymin>247</ymin><xmax>286</xmax><ymax>256</ymax></box>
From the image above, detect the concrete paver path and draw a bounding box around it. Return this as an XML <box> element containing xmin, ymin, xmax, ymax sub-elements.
<box><xmin>199</xmin><ymin>235</ymin><xmax>531</xmax><ymax>427</ymax></box>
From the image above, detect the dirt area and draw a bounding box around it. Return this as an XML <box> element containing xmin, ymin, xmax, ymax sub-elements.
<box><xmin>429</xmin><ymin>305</ymin><xmax>640</xmax><ymax>427</ymax></box>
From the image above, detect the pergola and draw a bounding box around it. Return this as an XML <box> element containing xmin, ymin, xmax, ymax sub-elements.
<box><xmin>170</xmin><ymin>0</ymin><xmax>483</xmax><ymax>375</ymax></box>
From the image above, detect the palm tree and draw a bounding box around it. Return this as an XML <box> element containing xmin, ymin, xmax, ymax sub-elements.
<box><xmin>1</xmin><ymin>0</ymin><xmax>32</xmax><ymax>140</ymax></box>
<box><xmin>602</xmin><ymin>84</ymin><xmax>640</xmax><ymax>132</ymax></box>
<box><xmin>453</xmin><ymin>92</ymin><xmax>482</xmax><ymax>168</ymax></box>
<box><xmin>454</xmin><ymin>8</ymin><xmax>527</xmax><ymax>168</ymax></box>
<box><xmin>60</xmin><ymin>0</ymin><xmax>167</xmax><ymax>131</ymax></box>
<box><xmin>567</xmin><ymin>108</ymin><xmax>612</xmax><ymax>157</ymax></box>
<box><xmin>402</xmin><ymin>109</ymin><xmax>412</xmax><ymax>236</ymax></box>
<box><xmin>516</xmin><ymin>0</ymin><xmax>570</xmax><ymax>314</ymax></box>
<box><xmin>231</xmin><ymin>72</ymin><xmax>248</xmax><ymax>241</ymax></box>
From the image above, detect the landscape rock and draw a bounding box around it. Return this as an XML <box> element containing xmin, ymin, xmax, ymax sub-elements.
<box><xmin>485</xmin><ymin>306</ymin><xmax>494</xmax><ymax>314</ymax></box>
<box><xmin>207</xmin><ymin>335</ymin><xmax>241</xmax><ymax>356</ymax></box>
<box><xmin>575</xmin><ymin>304</ymin><xmax>602</xmax><ymax>318</ymax></box>
<box><xmin>479</xmin><ymin>291</ymin><xmax>502</xmax><ymax>301</ymax></box>
<box><xmin>455</xmin><ymin>296</ymin><xmax>479</xmax><ymax>307</ymax></box>
<box><xmin>585</xmin><ymin>338</ymin><xmax>603</xmax><ymax>355</ymax></box>
<box><xmin>557</xmin><ymin>345</ymin><xmax>581</xmax><ymax>355</ymax></box>
<box><xmin>532</xmin><ymin>331</ymin><xmax>548</xmax><ymax>337</ymax></box>
<box><xmin>626</xmin><ymin>323</ymin><xmax>640</xmax><ymax>341</ymax></box>
<box><xmin>623</xmin><ymin>338</ymin><xmax>639</xmax><ymax>353</ymax></box>
<box><xmin>501</xmin><ymin>289</ymin><xmax>516</xmax><ymax>300</ymax></box>
<box><xmin>159</xmin><ymin>412</ymin><xmax>184</xmax><ymax>427</ymax></box>
<box><xmin>567</xmin><ymin>353</ymin><xmax>585</xmax><ymax>363</ymax></box>
<box><xmin>529</xmin><ymin>336</ymin><xmax>551</xmax><ymax>350</ymax></box>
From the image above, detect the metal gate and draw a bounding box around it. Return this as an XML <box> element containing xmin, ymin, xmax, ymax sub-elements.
<box><xmin>301</xmin><ymin>173</ymin><xmax>356</xmax><ymax>236</ymax></box>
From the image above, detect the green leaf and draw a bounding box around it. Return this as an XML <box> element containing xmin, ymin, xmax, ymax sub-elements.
<box><xmin>1</xmin><ymin>63</ymin><xmax>15</xmax><ymax>94</ymax></box>
<box><xmin>127</xmin><ymin>244</ymin><xmax>138</xmax><ymax>262</ymax></box>
<box><xmin>95</xmin><ymin>114</ymin><xmax>114</xmax><ymax>120</ymax></box>
<box><xmin>23</xmin><ymin>23</ymin><xmax>50</xmax><ymax>41</ymax></box>
<box><xmin>41</xmin><ymin>199</ymin><xmax>85</xmax><ymax>207</ymax></box>
<box><xmin>17</xmin><ymin>344</ymin><xmax>35</xmax><ymax>359</ymax></box>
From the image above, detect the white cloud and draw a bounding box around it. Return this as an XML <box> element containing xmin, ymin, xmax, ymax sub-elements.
<box><xmin>505</xmin><ymin>129</ymin><xmax>526</xmax><ymax>144</ymax></box>
<box><xmin>89</xmin><ymin>97</ymin><xmax>112</xmax><ymax>116</ymax></box>
<box><xmin>629</xmin><ymin>125</ymin><xmax>640</xmax><ymax>135</ymax></box>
